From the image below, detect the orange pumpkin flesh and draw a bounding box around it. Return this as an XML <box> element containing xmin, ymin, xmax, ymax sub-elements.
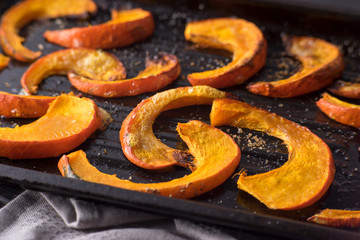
<box><xmin>210</xmin><ymin>99</ymin><xmax>335</xmax><ymax>210</ymax></box>
<box><xmin>308</xmin><ymin>209</ymin><xmax>360</xmax><ymax>228</ymax></box>
<box><xmin>247</xmin><ymin>36</ymin><xmax>344</xmax><ymax>98</ymax></box>
<box><xmin>0</xmin><ymin>0</ymin><xmax>97</xmax><ymax>62</ymax></box>
<box><xmin>329</xmin><ymin>80</ymin><xmax>360</xmax><ymax>99</ymax></box>
<box><xmin>0</xmin><ymin>54</ymin><xmax>10</xmax><ymax>70</ymax></box>
<box><xmin>0</xmin><ymin>94</ymin><xmax>101</xmax><ymax>159</ymax></box>
<box><xmin>0</xmin><ymin>91</ymin><xmax>55</xmax><ymax>118</ymax></box>
<box><xmin>68</xmin><ymin>54</ymin><xmax>181</xmax><ymax>98</ymax></box>
<box><xmin>43</xmin><ymin>8</ymin><xmax>154</xmax><ymax>49</ymax></box>
<box><xmin>185</xmin><ymin>18</ymin><xmax>267</xmax><ymax>88</ymax></box>
<box><xmin>316</xmin><ymin>92</ymin><xmax>360</xmax><ymax>128</ymax></box>
<box><xmin>120</xmin><ymin>86</ymin><xmax>227</xmax><ymax>170</ymax></box>
<box><xmin>59</xmin><ymin>120</ymin><xmax>240</xmax><ymax>199</ymax></box>
<box><xmin>21</xmin><ymin>48</ymin><xmax>126</xmax><ymax>95</ymax></box>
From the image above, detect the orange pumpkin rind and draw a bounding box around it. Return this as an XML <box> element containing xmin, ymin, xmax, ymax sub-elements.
<box><xmin>59</xmin><ymin>120</ymin><xmax>240</xmax><ymax>199</ymax></box>
<box><xmin>185</xmin><ymin>18</ymin><xmax>267</xmax><ymax>88</ymax></box>
<box><xmin>0</xmin><ymin>0</ymin><xmax>97</xmax><ymax>62</ymax></box>
<box><xmin>43</xmin><ymin>8</ymin><xmax>154</xmax><ymax>49</ymax></box>
<box><xmin>247</xmin><ymin>35</ymin><xmax>344</xmax><ymax>98</ymax></box>
<box><xmin>120</xmin><ymin>86</ymin><xmax>228</xmax><ymax>170</ymax></box>
<box><xmin>21</xmin><ymin>48</ymin><xmax>126</xmax><ymax>95</ymax></box>
<box><xmin>0</xmin><ymin>94</ymin><xmax>101</xmax><ymax>159</ymax></box>
<box><xmin>68</xmin><ymin>53</ymin><xmax>181</xmax><ymax>98</ymax></box>
<box><xmin>328</xmin><ymin>80</ymin><xmax>360</xmax><ymax>99</ymax></box>
<box><xmin>210</xmin><ymin>98</ymin><xmax>335</xmax><ymax>210</ymax></box>
<box><xmin>0</xmin><ymin>91</ymin><xmax>55</xmax><ymax>118</ymax></box>
<box><xmin>316</xmin><ymin>92</ymin><xmax>360</xmax><ymax>128</ymax></box>
<box><xmin>308</xmin><ymin>209</ymin><xmax>360</xmax><ymax>228</ymax></box>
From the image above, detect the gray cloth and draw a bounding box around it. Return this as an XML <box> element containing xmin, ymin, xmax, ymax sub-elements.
<box><xmin>0</xmin><ymin>190</ymin><xmax>236</xmax><ymax>240</ymax></box>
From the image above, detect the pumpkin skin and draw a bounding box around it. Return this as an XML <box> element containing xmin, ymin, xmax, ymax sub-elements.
<box><xmin>329</xmin><ymin>80</ymin><xmax>360</xmax><ymax>99</ymax></box>
<box><xmin>68</xmin><ymin>54</ymin><xmax>181</xmax><ymax>98</ymax></box>
<box><xmin>0</xmin><ymin>94</ymin><xmax>101</xmax><ymax>159</ymax></box>
<box><xmin>120</xmin><ymin>86</ymin><xmax>228</xmax><ymax>170</ymax></box>
<box><xmin>0</xmin><ymin>0</ymin><xmax>97</xmax><ymax>62</ymax></box>
<box><xmin>59</xmin><ymin>120</ymin><xmax>241</xmax><ymax>199</ymax></box>
<box><xmin>21</xmin><ymin>48</ymin><xmax>126</xmax><ymax>95</ymax></box>
<box><xmin>308</xmin><ymin>209</ymin><xmax>360</xmax><ymax>228</ymax></box>
<box><xmin>210</xmin><ymin>98</ymin><xmax>335</xmax><ymax>210</ymax></box>
<box><xmin>43</xmin><ymin>8</ymin><xmax>154</xmax><ymax>49</ymax></box>
<box><xmin>316</xmin><ymin>92</ymin><xmax>360</xmax><ymax>128</ymax></box>
<box><xmin>185</xmin><ymin>18</ymin><xmax>267</xmax><ymax>88</ymax></box>
<box><xmin>0</xmin><ymin>91</ymin><xmax>55</xmax><ymax>118</ymax></box>
<box><xmin>247</xmin><ymin>36</ymin><xmax>344</xmax><ymax>98</ymax></box>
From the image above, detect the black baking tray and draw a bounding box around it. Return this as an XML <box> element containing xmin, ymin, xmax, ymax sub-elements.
<box><xmin>0</xmin><ymin>0</ymin><xmax>360</xmax><ymax>239</ymax></box>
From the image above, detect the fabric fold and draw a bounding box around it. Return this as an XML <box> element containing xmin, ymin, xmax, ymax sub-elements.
<box><xmin>0</xmin><ymin>190</ymin><xmax>236</xmax><ymax>240</ymax></box>
<box><xmin>41</xmin><ymin>192</ymin><xmax>162</xmax><ymax>229</ymax></box>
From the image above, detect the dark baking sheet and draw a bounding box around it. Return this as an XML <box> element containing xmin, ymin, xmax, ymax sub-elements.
<box><xmin>0</xmin><ymin>0</ymin><xmax>360</xmax><ymax>239</ymax></box>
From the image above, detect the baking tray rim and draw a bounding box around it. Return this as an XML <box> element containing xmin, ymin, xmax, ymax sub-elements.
<box><xmin>0</xmin><ymin>163</ymin><xmax>358</xmax><ymax>240</ymax></box>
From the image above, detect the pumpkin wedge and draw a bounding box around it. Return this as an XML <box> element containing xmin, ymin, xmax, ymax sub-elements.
<box><xmin>0</xmin><ymin>91</ymin><xmax>55</xmax><ymax>118</ymax></box>
<box><xmin>316</xmin><ymin>92</ymin><xmax>360</xmax><ymax>128</ymax></box>
<box><xmin>43</xmin><ymin>8</ymin><xmax>154</xmax><ymax>49</ymax></box>
<box><xmin>185</xmin><ymin>18</ymin><xmax>267</xmax><ymax>88</ymax></box>
<box><xmin>0</xmin><ymin>0</ymin><xmax>97</xmax><ymax>62</ymax></box>
<box><xmin>120</xmin><ymin>86</ymin><xmax>227</xmax><ymax>169</ymax></box>
<box><xmin>308</xmin><ymin>209</ymin><xmax>360</xmax><ymax>228</ymax></box>
<box><xmin>59</xmin><ymin>120</ymin><xmax>240</xmax><ymax>199</ymax></box>
<box><xmin>0</xmin><ymin>54</ymin><xmax>10</xmax><ymax>70</ymax></box>
<box><xmin>68</xmin><ymin>54</ymin><xmax>180</xmax><ymax>98</ymax></box>
<box><xmin>210</xmin><ymin>98</ymin><xmax>335</xmax><ymax>210</ymax></box>
<box><xmin>0</xmin><ymin>94</ymin><xmax>100</xmax><ymax>159</ymax></box>
<box><xmin>247</xmin><ymin>36</ymin><xmax>344</xmax><ymax>98</ymax></box>
<box><xmin>21</xmin><ymin>48</ymin><xmax>126</xmax><ymax>95</ymax></box>
<box><xmin>329</xmin><ymin>80</ymin><xmax>360</xmax><ymax>99</ymax></box>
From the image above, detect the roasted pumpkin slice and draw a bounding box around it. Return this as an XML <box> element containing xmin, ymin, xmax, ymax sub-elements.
<box><xmin>21</xmin><ymin>48</ymin><xmax>126</xmax><ymax>95</ymax></box>
<box><xmin>68</xmin><ymin>54</ymin><xmax>180</xmax><ymax>98</ymax></box>
<box><xmin>120</xmin><ymin>86</ymin><xmax>227</xmax><ymax>169</ymax></box>
<box><xmin>210</xmin><ymin>99</ymin><xmax>335</xmax><ymax>210</ymax></box>
<box><xmin>59</xmin><ymin>120</ymin><xmax>240</xmax><ymax>199</ymax></box>
<box><xmin>185</xmin><ymin>18</ymin><xmax>267</xmax><ymax>88</ymax></box>
<box><xmin>43</xmin><ymin>8</ymin><xmax>154</xmax><ymax>49</ymax></box>
<box><xmin>308</xmin><ymin>209</ymin><xmax>360</xmax><ymax>228</ymax></box>
<box><xmin>316</xmin><ymin>92</ymin><xmax>360</xmax><ymax>128</ymax></box>
<box><xmin>0</xmin><ymin>94</ymin><xmax>100</xmax><ymax>159</ymax></box>
<box><xmin>247</xmin><ymin>36</ymin><xmax>344</xmax><ymax>98</ymax></box>
<box><xmin>329</xmin><ymin>80</ymin><xmax>360</xmax><ymax>99</ymax></box>
<box><xmin>0</xmin><ymin>54</ymin><xmax>10</xmax><ymax>70</ymax></box>
<box><xmin>0</xmin><ymin>0</ymin><xmax>97</xmax><ymax>62</ymax></box>
<box><xmin>0</xmin><ymin>91</ymin><xmax>55</xmax><ymax>118</ymax></box>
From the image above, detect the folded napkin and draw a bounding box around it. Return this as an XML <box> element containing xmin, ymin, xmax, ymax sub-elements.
<box><xmin>0</xmin><ymin>190</ymin><xmax>237</xmax><ymax>240</ymax></box>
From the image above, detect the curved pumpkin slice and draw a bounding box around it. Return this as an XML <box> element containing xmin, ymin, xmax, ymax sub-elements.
<box><xmin>0</xmin><ymin>0</ymin><xmax>97</xmax><ymax>62</ymax></box>
<box><xmin>21</xmin><ymin>48</ymin><xmax>126</xmax><ymax>95</ymax></box>
<box><xmin>0</xmin><ymin>91</ymin><xmax>55</xmax><ymax>118</ymax></box>
<box><xmin>59</xmin><ymin>120</ymin><xmax>240</xmax><ymax>199</ymax></box>
<box><xmin>68</xmin><ymin>54</ymin><xmax>180</xmax><ymax>98</ymax></box>
<box><xmin>308</xmin><ymin>209</ymin><xmax>360</xmax><ymax>228</ymax></box>
<box><xmin>43</xmin><ymin>8</ymin><xmax>154</xmax><ymax>49</ymax></box>
<box><xmin>185</xmin><ymin>18</ymin><xmax>267</xmax><ymax>88</ymax></box>
<box><xmin>247</xmin><ymin>36</ymin><xmax>344</xmax><ymax>98</ymax></box>
<box><xmin>210</xmin><ymin>98</ymin><xmax>335</xmax><ymax>210</ymax></box>
<box><xmin>0</xmin><ymin>54</ymin><xmax>10</xmax><ymax>70</ymax></box>
<box><xmin>316</xmin><ymin>92</ymin><xmax>360</xmax><ymax>128</ymax></box>
<box><xmin>329</xmin><ymin>80</ymin><xmax>360</xmax><ymax>99</ymax></box>
<box><xmin>120</xmin><ymin>86</ymin><xmax>227</xmax><ymax>170</ymax></box>
<box><xmin>0</xmin><ymin>94</ymin><xmax>100</xmax><ymax>159</ymax></box>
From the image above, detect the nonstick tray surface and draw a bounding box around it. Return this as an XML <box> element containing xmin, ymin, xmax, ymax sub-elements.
<box><xmin>0</xmin><ymin>0</ymin><xmax>359</xmax><ymax>239</ymax></box>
